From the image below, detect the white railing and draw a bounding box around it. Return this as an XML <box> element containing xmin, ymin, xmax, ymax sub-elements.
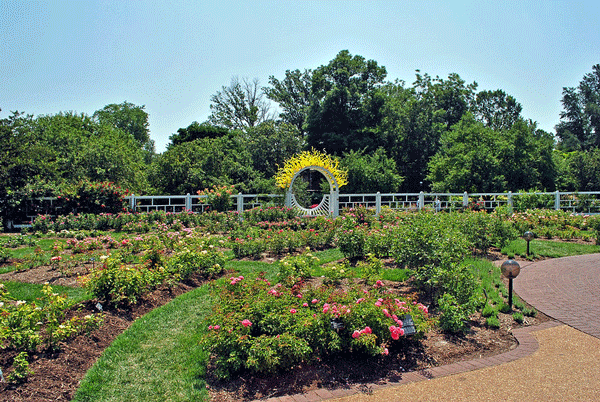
<box><xmin>12</xmin><ymin>191</ymin><xmax>600</xmax><ymax>225</ymax></box>
<box><xmin>127</xmin><ymin>193</ymin><xmax>284</xmax><ymax>214</ymax></box>
<box><xmin>126</xmin><ymin>190</ymin><xmax>600</xmax><ymax>215</ymax></box>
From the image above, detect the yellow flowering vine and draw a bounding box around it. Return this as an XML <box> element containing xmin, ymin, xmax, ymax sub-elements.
<box><xmin>274</xmin><ymin>149</ymin><xmax>348</xmax><ymax>189</ymax></box>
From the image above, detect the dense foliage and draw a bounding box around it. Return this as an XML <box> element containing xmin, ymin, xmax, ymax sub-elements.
<box><xmin>3</xmin><ymin>54</ymin><xmax>600</xmax><ymax>228</ymax></box>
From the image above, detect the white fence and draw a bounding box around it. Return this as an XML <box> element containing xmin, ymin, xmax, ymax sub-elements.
<box><xmin>124</xmin><ymin>191</ymin><xmax>600</xmax><ymax>215</ymax></box>
<box><xmin>11</xmin><ymin>190</ymin><xmax>600</xmax><ymax>228</ymax></box>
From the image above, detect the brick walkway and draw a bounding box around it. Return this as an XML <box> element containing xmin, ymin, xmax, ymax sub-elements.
<box><xmin>514</xmin><ymin>253</ymin><xmax>600</xmax><ymax>339</ymax></box>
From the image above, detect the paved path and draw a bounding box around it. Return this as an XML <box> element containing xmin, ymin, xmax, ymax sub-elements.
<box><xmin>514</xmin><ymin>253</ymin><xmax>600</xmax><ymax>339</ymax></box>
<box><xmin>260</xmin><ymin>253</ymin><xmax>600</xmax><ymax>402</ymax></box>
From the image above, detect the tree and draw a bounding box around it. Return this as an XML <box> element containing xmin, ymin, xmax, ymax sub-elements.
<box><xmin>0</xmin><ymin>110</ymin><xmax>150</xmax><ymax>224</ymax></box>
<box><xmin>264</xmin><ymin>69</ymin><xmax>313</xmax><ymax>135</ymax></box>
<box><xmin>427</xmin><ymin>114</ymin><xmax>505</xmax><ymax>192</ymax></box>
<box><xmin>498</xmin><ymin>120</ymin><xmax>556</xmax><ymax>191</ymax></box>
<box><xmin>208</xmin><ymin>77</ymin><xmax>274</xmax><ymax>130</ymax></box>
<box><xmin>558</xmin><ymin>149</ymin><xmax>600</xmax><ymax>191</ymax></box>
<box><xmin>244</xmin><ymin>121</ymin><xmax>304</xmax><ymax>178</ymax></box>
<box><xmin>471</xmin><ymin>89</ymin><xmax>522</xmax><ymax>131</ymax></box>
<box><xmin>375</xmin><ymin>80</ymin><xmax>446</xmax><ymax>191</ymax></box>
<box><xmin>556</xmin><ymin>64</ymin><xmax>600</xmax><ymax>151</ymax></box>
<box><xmin>93</xmin><ymin>101</ymin><xmax>154</xmax><ymax>154</ymax></box>
<box><xmin>305</xmin><ymin>50</ymin><xmax>387</xmax><ymax>154</ymax></box>
<box><xmin>413</xmin><ymin>71</ymin><xmax>477</xmax><ymax>130</ymax></box>
<box><xmin>339</xmin><ymin>148</ymin><xmax>403</xmax><ymax>193</ymax></box>
<box><xmin>428</xmin><ymin>114</ymin><xmax>557</xmax><ymax>193</ymax></box>
<box><xmin>149</xmin><ymin>134</ymin><xmax>264</xmax><ymax>195</ymax></box>
<box><xmin>168</xmin><ymin>122</ymin><xmax>229</xmax><ymax>148</ymax></box>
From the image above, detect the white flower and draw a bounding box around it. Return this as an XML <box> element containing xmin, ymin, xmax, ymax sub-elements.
<box><xmin>16</xmin><ymin>300</ymin><xmax>26</xmax><ymax>306</ymax></box>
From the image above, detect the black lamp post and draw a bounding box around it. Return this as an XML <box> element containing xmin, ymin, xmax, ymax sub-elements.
<box><xmin>501</xmin><ymin>260</ymin><xmax>521</xmax><ymax>310</ymax></box>
<box><xmin>523</xmin><ymin>231</ymin><xmax>534</xmax><ymax>256</ymax></box>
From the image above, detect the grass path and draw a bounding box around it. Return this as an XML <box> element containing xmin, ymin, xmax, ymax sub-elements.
<box><xmin>73</xmin><ymin>284</ymin><xmax>214</xmax><ymax>401</ymax></box>
<box><xmin>73</xmin><ymin>259</ymin><xmax>278</xmax><ymax>402</ymax></box>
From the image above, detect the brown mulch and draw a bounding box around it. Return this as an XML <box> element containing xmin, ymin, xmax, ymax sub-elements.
<box><xmin>0</xmin><ymin>250</ymin><xmax>551</xmax><ymax>402</ymax></box>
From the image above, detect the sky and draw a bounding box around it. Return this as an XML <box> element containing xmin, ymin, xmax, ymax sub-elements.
<box><xmin>2</xmin><ymin>0</ymin><xmax>599</xmax><ymax>153</ymax></box>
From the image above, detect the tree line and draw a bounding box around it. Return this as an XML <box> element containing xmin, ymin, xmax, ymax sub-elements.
<box><xmin>2</xmin><ymin>51</ymin><xmax>600</xmax><ymax>221</ymax></box>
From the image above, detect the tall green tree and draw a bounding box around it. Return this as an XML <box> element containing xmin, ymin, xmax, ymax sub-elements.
<box><xmin>471</xmin><ymin>89</ymin><xmax>522</xmax><ymax>131</ymax></box>
<box><xmin>558</xmin><ymin>149</ymin><xmax>600</xmax><ymax>191</ymax></box>
<box><xmin>427</xmin><ymin>113</ymin><xmax>506</xmax><ymax>192</ymax></box>
<box><xmin>168</xmin><ymin>122</ymin><xmax>229</xmax><ymax>148</ymax></box>
<box><xmin>244</xmin><ymin>121</ymin><xmax>304</xmax><ymax>178</ymax></box>
<box><xmin>428</xmin><ymin>114</ymin><xmax>556</xmax><ymax>192</ymax></box>
<box><xmin>264</xmin><ymin>69</ymin><xmax>313</xmax><ymax>135</ymax></box>
<box><xmin>208</xmin><ymin>77</ymin><xmax>274</xmax><ymax>130</ymax></box>
<box><xmin>413</xmin><ymin>71</ymin><xmax>477</xmax><ymax>130</ymax></box>
<box><xmin>498</xmin><ymin>120</ymin><xmax>556</xmax><ymax>191</ymax></box>
<box><xmin>556</xmin><ymin>64</ymin><xmax>600</xmax><ymax>151</ymax></box>
<box><xmin>375</xmin><ymin>80</ymin><xmax>446</xmax><ymax>191</ymax></box>
<box><xmin>305</xmin><ymin>50</ymin><xmax>387</xmax><ymax>154</ymax></box>
<box><xmin>149</xmin><ymin>133</ymin><xmax>263</xmax><ymax>195</ymax></box>
<box><xmin>93</xmin><ymin>101</ymin><xmax>154</xmax><ymax>155</ymax></box>
<box><xmin>340</xmin><ymin>148</ymin><xmax>403</xmax><ymax>193</ymax></box>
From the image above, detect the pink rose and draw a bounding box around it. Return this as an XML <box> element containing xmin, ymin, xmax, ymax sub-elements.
<box><xmin>241</xmin><ymin>319</ymin><xmax>252</xmax><ymax>327</ymax></box>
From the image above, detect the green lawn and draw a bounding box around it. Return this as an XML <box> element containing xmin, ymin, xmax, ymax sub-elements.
<box><xmin>73</xmin><ymin>284</ymin><xmax>213</xmax><ymax>402</ymax></box>
<box><xmin>1</xmin><ymin>280</ymin><xmax>91</xmax><ymax>305</ymax></box>
<box><xmin>501</xmin><ymin>238</ymin><xmax>600</xmax><ymax>259</ymax></box>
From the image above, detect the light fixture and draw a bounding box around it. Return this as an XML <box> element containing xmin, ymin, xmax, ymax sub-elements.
<box><xmin>501</xmin><ymin>259</ymin><xmax>521</xmax><ymax>310</ymax></box>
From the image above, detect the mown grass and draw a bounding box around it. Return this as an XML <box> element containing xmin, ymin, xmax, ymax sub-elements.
<box><xmin>2</xmin><ymin>280</ymin><xmax>92</xmax><ymax>305</ymax></box>
<box><xmin>73</xmin><ymin>284</ymin><xmax>214</xmax><ymax>402</ymax></box>
<box><xmin>501</xmin><ymin>238</ymin><xmax>600</xmax><ymax>259</ymax></box>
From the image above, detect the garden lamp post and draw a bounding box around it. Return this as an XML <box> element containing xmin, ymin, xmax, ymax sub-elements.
<box><xmin>501</xmin><ymin>260</ymin><xmax>521</xmax><ymax>310</ymax></box>
<box><xmin>523</xmin><ymin>231</ymin><xmax>534</xmax><ymax>256</ymax></box>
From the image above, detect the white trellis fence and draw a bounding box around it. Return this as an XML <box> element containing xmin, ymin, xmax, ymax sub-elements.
<box><xmin>124</xmin><ymin>190</ymin><xmax>600</xmax><ymax>215</ymax></box>
<box><xmin>11</xmin><ymin>191</ymin><xmax>600</xmax><ymax>227</ymax></box>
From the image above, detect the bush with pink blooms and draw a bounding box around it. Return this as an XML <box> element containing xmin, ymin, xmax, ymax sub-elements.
<box><xmin>201</xmin><ymin>273</ymin><xmax>430</xmax><ymax>379</ymax></box>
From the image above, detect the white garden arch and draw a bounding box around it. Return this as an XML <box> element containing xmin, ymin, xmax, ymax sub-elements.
<box><xmin>285</xmin><ymin>165</ymin><xmax>340</xmax><ymax>217</ymax></box>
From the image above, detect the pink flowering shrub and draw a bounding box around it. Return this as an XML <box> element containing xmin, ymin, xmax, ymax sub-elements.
<box><xmin>201</xmin><ymin>273</ymin><xmax>430</xmax><ymax>379</ymax></box>
<box><xmin>197</xmin><ymin>184</ymin><xmax>234</xmax><ymax>212</ymax></box>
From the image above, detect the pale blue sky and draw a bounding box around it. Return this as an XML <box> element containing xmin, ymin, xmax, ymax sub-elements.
<box><xmin>2</xmin><ymin>0</ymin><xmax>599</xmax><ymax>152</ymax></box>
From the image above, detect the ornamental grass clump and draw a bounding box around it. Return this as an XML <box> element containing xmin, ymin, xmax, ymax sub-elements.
<box><xmin>201</xmin><ymin>274</ymin><xmax>430</xmax><ymax>380</ymax></box>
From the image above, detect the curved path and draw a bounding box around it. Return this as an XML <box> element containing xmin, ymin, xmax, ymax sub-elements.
<box><xmin>514</xmin><ymin>253</ymin><xmax>600</xmax><ymax>339</ymax></box>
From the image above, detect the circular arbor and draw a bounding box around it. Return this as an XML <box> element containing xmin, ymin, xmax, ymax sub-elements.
<box><xmin>275</xmin><ymin>150</ymin><xmax>347</xmax><ymax>217</ymax></box>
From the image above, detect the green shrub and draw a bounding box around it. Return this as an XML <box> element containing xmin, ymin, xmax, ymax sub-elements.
<box><xmin>83</xmin><ymin>252</ymin><xmax>162</xmax><ymax>304</ymax></box>
<box><xmin>437</xmin><ymin>293</ymin><xmax>471</xmax><ymax>333</ymax></box>
<box><xmin>499</xmin><ymin>303</ymin><xmax>512</xmax><ymax>314</ymax></box>
<box><xmin>202</xmin><ymin>275</ymin><xmax>430</xmax><ymax>379</ymax></box>
<box><xmin>0</xmin><ymin>283</ymin><xmax>103</xmax><ymax>353</ymax></box>
<box><xmin>337</xmin><ymin>227</ymin><xmax>367</xmax><ymax>260</ymax></box>
<box><xmin>197</xmin><ymin>184</ymin><xmax>235</xmax><ymax>212</ymax></box>
<box><xmin>359</xmin><ymin>253</ymin><xmax>384</xmax><ymax>285</ymax></box>
<box><xmin>512</xmin><ymin>312</ymin><xmax>524</xmax><ymax>324</ymax></box>
<box><xmin>481</xmin><ymin>304</ymin><xmax>496</xmax><ymax>318</ymax></box>
<box><xmin>277</xmin><ymin>249</ymin><xmax>319</xmax><ymax>284</ymax></box>
<box><xmin>69</xmin><ymin>180</ymin><xmax>130</xmax><ymax>214</ymax></box>
<box><xmin>6</xmin><ymin>351</ymin><xmax>33</xmax><ymax>383</ymax></box>
<box><xmin>486</xmin><ymin>316</ymin><xmax>500</xmax><ymax>328</ymax></box>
